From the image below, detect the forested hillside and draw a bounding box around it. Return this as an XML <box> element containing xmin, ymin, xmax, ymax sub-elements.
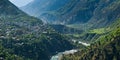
<box><xmin>0</xmin><ymin>0</ymin><xmax>75</xmax><ymax>60</ymax></box>
<box><xmin>1</xmin><ymin>0</ymin><xmax>120</xmax><ymax>60</ymax></box>
<box><xmin>61</xmin><ymin>19</ymin><xmax>120</xmax><ymax>60</ymax></box>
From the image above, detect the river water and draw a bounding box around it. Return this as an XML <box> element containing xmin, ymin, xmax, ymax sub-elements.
<box><xmin>50</xmin><ymin>40</ymin><xmax>90</xmax><ymax>60</ymax></box>
<box><xmin>50</xmin><ymin>49</ymin><xmax>78</xmax><ymax>60</ymax></box>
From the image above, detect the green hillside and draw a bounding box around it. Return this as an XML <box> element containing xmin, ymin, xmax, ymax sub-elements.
<box><xmin>1</xmin><ymin>0</ymin><xmax>120</xmax><ymax>60</ymax></box>
<box><xmin>0</xmin><ymin>0</ymin><xmax>75</xmax><ymax>60</ymax></box>
<box><xmin>61</xmin><ymin>19</ymin><xmax>120</xmax><ymax>60</ymax></box>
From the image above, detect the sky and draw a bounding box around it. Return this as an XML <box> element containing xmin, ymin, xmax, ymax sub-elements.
<box><xmin>9</xmin><ymin>0</ymin><xmax>33</xmax><ymax>7</ymax></box>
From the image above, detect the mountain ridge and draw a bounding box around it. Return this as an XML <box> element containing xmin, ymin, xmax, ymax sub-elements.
<box><xmin>21</xmin><ymin>0</ymin><xmax>120</xmax><ymax>29</ymax></box>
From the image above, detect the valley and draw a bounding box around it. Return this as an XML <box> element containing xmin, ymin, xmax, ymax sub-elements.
<box><xmin>0</xmin><ymin>0</ymin><xmax>119</xmax><ymax>60</ymax></box>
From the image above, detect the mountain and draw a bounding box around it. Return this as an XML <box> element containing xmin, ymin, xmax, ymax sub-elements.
<box><xmin>0</xmin><ymin>0</ymin><xmax>75</xmax><ymax>60</ymax></box>
<box><xmin>59</xmin><ymin>1</ymin><xmax>120</xmax><ymax>59</ymax></box>
<box><xmin>2</xmin><ymin>0</ymin><xmax>120</xmax><ymax>60</ymax></box>
<box><xmin>22</xmin><ymin>0</ymin><xmax>120</xmax><ymax>29</ymax></box>
<box><xmin>61</xmin><ymin>19</ymin><xmax>120</xmax><ymax>60</ymax></box>
<box><xmin>21</xmin><ymin>0</ymin><xmax>69</xmax><ymax>17</ymax></box>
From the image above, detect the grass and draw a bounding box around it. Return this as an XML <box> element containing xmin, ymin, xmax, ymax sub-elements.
<box><xmin>89</xmin><ymin>28</ymin><xmax>111</xmax><ymax>34</ymax></box>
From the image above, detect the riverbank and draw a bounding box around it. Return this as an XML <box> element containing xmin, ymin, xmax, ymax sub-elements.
<box><xmin>50</xmin><ymin>40</ymin><xmax>90</xmax><ymax>60</ymax></box>
<box><xmin>50</xmin><ymin>49</ymin><xmax>78</xmax><ymax>60</ymax></box>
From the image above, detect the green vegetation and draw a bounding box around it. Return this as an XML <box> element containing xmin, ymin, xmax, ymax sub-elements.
<box><xmin>0</xmin><ymin>0</ymin><xmax>120</xmax><ymax>60</ymax></box>
<box><xmin>0</xmin><ymin>0</ymin><xmax>75</xmax><ymax>60</ymax></box>
<box><xmin>61</xmin><ymin>17</ymin><xmax>120</xmax><ymax>60</ymax></box>
<box><xmin>89</xmin><ymin>28</ymin><xmax>111</xmax><ymax>34</ymax></box>
<box><xmin>62</xmin><ymin>27</ymin><xmax>120</xmax><ymax>60</ymax></box>
<box><xmin>0</xmin><ymin>32</ymin><xmax>74</xmax><ymax>60</ymax></box>
<box><xmin>0</xmin><ymin>43</ymin><xmax>24</xmax><ymax>60</ymax></box>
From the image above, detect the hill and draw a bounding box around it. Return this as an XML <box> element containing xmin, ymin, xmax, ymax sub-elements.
<box><xmin>61</xmin><ymin>19</ymin><xmax>120</xmax><ymax>60</ymax></box>
<box><xmin>0</xmin><ymin>0</ymin><xmax>75</xmax><ymax>60</ymax></box>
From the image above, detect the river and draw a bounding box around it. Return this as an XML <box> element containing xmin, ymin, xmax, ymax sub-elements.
<box><xmin>50</xmin><ymin>40</ymin><xmax>90</xmax><ymax>60</ymax></box>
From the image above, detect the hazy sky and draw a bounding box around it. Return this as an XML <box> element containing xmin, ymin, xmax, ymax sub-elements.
<box><xmin>10</xmin><ymin>0</ymin><xmax>33</xmax><ymax>7</ymax></box>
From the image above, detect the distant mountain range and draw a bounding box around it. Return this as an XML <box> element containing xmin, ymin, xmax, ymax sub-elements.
<box><xmin>21</xmin><ymin>0</ymin><xmax>69</xmax><ymax>16</ymax></box>
<box><xmin>21</xmin><ymin>0</ymin><xmax>120</xmax><ymax>29</ymax></box>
